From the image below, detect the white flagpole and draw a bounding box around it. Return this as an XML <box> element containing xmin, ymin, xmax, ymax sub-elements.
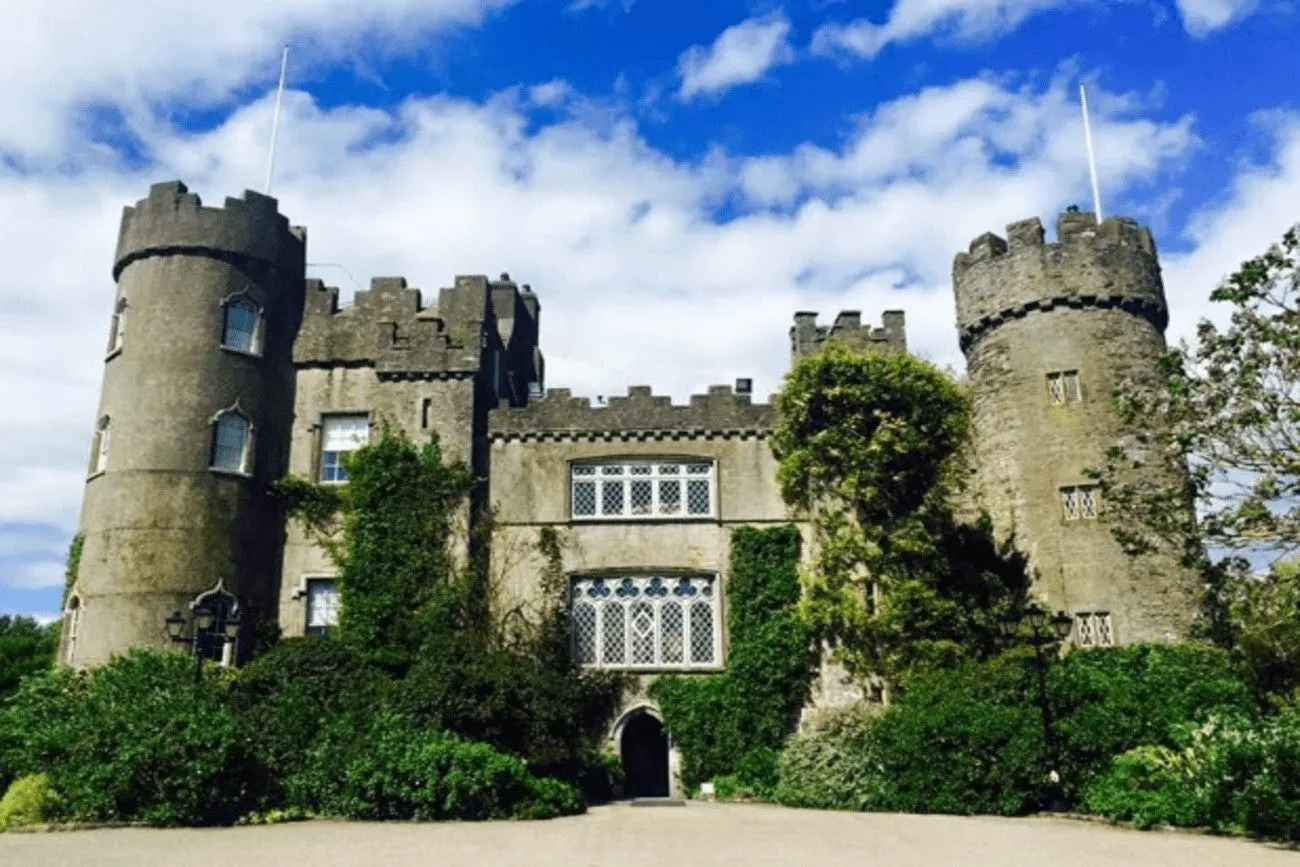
<box><xmin>1080</xmin><ymin>84</ymin><xmax>1104</xmax><ymax>223</ymax></box>
<box><xmin>264</xmin><ymin>46</ymin><xmax>289</xmax><ymax>195</ymax></box>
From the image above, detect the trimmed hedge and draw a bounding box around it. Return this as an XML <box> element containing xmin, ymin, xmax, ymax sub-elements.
<box><xmin>0</xmin><ymin>774</ymin><xmax>52</xmax><ymax>830</ymax></box>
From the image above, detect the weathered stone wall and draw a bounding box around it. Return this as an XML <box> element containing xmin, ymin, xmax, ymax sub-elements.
<box><xmin>71</xmin><ymin>181</ymin><xmax>305</xmax><ymax>667</ymax></box>
<box><xmin>790</xmin><ymin>310</ymin><xmax>907</xmax><ymax>361</ymax></box>
<box><xmin>955</xmin><ymin>210</ymin><xmax>1198</xmax><ymax>643</ymax></box>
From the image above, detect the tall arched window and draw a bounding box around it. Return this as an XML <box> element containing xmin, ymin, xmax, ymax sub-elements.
<box><xmin>89</xmin><ymin>416</ymin><xmax>110</xmax><ymax>475</ymax></box>
<box><xmin>210</xmin><ymin>409</ymin><xmax>253</xmax><ymax>474</ymax></box>
<box><xmin>221</xmin><ymin>296</ymin><xmax>262</xmax><ymax>355</ymax></box>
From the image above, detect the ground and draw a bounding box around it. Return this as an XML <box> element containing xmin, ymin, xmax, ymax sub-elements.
<box><xmin>2</xmin><ymin>803</ymin><xmax>1295</xmax><ymax>866</ymax></box>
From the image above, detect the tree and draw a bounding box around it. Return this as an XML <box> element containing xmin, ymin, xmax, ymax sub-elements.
<box><xmin>1092</xmin><ymin>226</ymin><xmax>1300</xmax><ymax>647</ymax></box>
<box><xmin>0</xmin><ymin>616</ymin><xmax>60</xmax><ymax>702</ymax></box>
<box><xmin>1225</xmin><ymin>559</ymin><xmax>1300</xmax><ymax>703</ymax></box>
<box><xmin>772</xmin><ymin>342</ymin><xmax>1029</xmax><ymax>686</ymax></box>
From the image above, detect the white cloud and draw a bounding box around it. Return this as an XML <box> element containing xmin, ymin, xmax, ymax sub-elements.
<box><xmin>811</xmin><ymin>0</ymin><xmax>1076</xmax><ymax>59</ymax></box>
<box><xmin>0</xmin><ymin>0</ymin><xmax>515</xmax><ymax>159</ymax></box>
<box><xmin>1176</xmin><ymin>0</ymin><xmax>1259</xmax><ymax>36</ymax></box>
<box><xmin>678</xmin><ymin>12</ymin><xmax>796</xmax><ymax>100</ymax></box>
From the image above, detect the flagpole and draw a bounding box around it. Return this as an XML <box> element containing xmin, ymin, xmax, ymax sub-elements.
<box><xmin>1079</xmin><ymin>84</ymin><xmax>1103</xmax><ymax>223</ymax></box>
<box><xmin>264</xmin><ymin>46</ymin><xmax>289</xmax><ymax>195</ymax></box>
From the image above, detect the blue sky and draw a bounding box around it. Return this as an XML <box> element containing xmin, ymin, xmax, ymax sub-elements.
<box><xmin>1</xmin><ymin>0</ymin><xmax>1297</xmax><ymax>618</ymax></box>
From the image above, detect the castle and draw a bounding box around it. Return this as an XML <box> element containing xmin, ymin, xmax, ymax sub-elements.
<box><xmin>61</xmin><ymin>181</ymin><xmax>1198</xmax><ymax>794</ymax></box>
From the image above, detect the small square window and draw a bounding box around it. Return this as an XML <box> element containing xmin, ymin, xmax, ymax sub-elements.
<box><xmin>1047</xmin><ymin>370</ymin><xmax>1082</xmax><ymax>405</ymax></box>
<box><xmin>1060</xmin><ymin>485</ymin><xmax>1100</xmax><ymax>521</ymax></box>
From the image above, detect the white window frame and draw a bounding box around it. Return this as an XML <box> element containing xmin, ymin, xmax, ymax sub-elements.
<box><xmin>210</xmin><ymin>406</ymin><xmax>254</xmax><ymax>476</ymax></box>
<box><xmin>319</xmin><ymin>414</ymin><xmax>370</xmax><ymax>484</ymax></box>
<box><xmin>1075</xmin><ymin>611</ymin><xmax>1115</xmax><ymax>647</ymax></box>
<box><xmin>1046</xmin><ymin>370</ymin><xmax>1082</xmax><ymax>405</ymax></box>
<box><xmin>220</xmin><ymin>293</ymin><xmax>264</xmax><ymax>356</ymax></box>
<box><xmin>1060</xmin><ymin>484</ymin><xmax>1099</xmax><ymax>521</ymax></box>
<box><xmin>89</xmin><ymin>416</ymin><xmax>111</xmax><ymax>476</ymax></box>
<box><xmin>570</xmin><ymin>574</ymin><xmax>722</xmax><ymax>671</ymax></box>
<box><xmin>570</xmin><ymin>459</ymin><xmax>717</xmax><ymax>521</ymax></box>
<box><xmin>305</xmin><ymin>577</ymin><xmax>341</xmax><ymax>637</ymax></box>
<box><xmin>107</xmin><ymin>298</ymin><xmax>126</xmax><ymax>357</ymax></box>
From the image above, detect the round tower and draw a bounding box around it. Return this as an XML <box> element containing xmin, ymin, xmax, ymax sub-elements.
<box><xmin>66</xmin><ymin>181</ymin><xmax>306</xmax><ymax>667</ymax></box>
<box><xmin>953</xmin><ymin>208</ymin><xmax>1197</xmax><ymax>645</ymax></box>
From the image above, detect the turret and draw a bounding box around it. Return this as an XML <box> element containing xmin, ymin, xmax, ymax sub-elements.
<box><xmin>65</xmin><ymin>181</ymin><xmax>306</xmax><ymax>667</ymax></box>
<box><xmin>953</xmin><ymin>208</ymin><xmax>1197</xmax><ymax>646</ymax></box>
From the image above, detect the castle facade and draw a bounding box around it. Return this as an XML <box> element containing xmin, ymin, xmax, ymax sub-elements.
<box><xmin>62</xmin><ymin>182</ymin><xmax>1199</xmax><ymax>774</ymax></box>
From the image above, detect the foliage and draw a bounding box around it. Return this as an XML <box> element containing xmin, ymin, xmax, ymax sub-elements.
<box><xmin>772</xmin><ymin>342</ymin><xmax>1029</xmax><ymax>685</ymax></box>
<box><xmin>1223</xmin><ymin>559</ymin><xmax>1300</xmax><ymax>703</ymax></box>
<box><xmin>0</xmin><ymin>616</ymin><xmax>59</xmax><ymax>704</ymax></box>
<box><xmin>773</xmin><ymin>705</ymin><xmax>886</xmax><ymax>810</ymax></box>
<box><xmin>1050</xmin><ymin>643</ymin><xmax>1258</xmax><ymax>800</ymax></box>
<box><xmin>1085</xmin><ymin>707</ymin><xmax>1300</xmax><ymax>842</ymax></box>
<box><xmin>0</xmin><ymin>649</ymin><xmax>264</xmax><ymax>826</ymax></box>
<box><xmin>653</xmin><ymin>526</ymin><xmax>814</xmax><ymax>795</ymax></box>
<box><xmin>1089</xmin><ymin>227</ymin><xmax>1300</xmax><ymax>641</ymax></box>
<box><xmin>285</xmin><ymin>709</ymin><xmax>581</xmax><ymax>821</ymax></box>
<box><xmin>0</xmin><ymin>773</ymin><xmax>53</xmax><ymax>830</ymax></box>
<box><xmin>62</xmin><ymin>534</ymin><xmax>83</xmax><ymax>605</ymax></box>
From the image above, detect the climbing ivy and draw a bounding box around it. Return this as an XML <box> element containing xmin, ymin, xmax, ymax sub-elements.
<box><xmin>61</xmin><ymin>534</ymin><xmax>83</xmax><ymax>606</ymax></box>
<box><xmin>651</xmin><ymin>525</ymin><xmax>814</xmax><ymax>795</ymax></box>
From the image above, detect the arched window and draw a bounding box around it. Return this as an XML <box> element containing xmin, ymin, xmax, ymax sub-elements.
<box><xmin>190</xmin><ymin>582</ymin><xmax>239</xmax><ymax>664</ymax></box>
<box><xmin>221</xmin><ymin>296</ymin><xmax>262</xmax><ymax>355</ymax></box>
<box><xmin>210</xmin><ymin>409</ymin><xmax>253</xmax><ymax>475</ymax></box>
<box><xmin>63</xmin><ymin>595</ymin><xmax>82</xmax><ymax>665</ymax></box>
<box><xmin>107</xmin><ymin>298</ymin><xmax>126</xmax><ymax>355</ymax></box>
<box><xmin>89</xmin><ymin>416</ymin><xmax>110</xmax><ymax>475</ymax></box>
<box><xmin>570</xmin><ymin>575</ymin><xmax>720</xmax><ymax>670</ymax></box>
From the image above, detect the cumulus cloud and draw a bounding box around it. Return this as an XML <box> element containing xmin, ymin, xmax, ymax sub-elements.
<box><xmin>1176</xmin><ymin>0</ymin><xmax>1259</xmax><ymax>36</ymax></box>
<box><xmin>0</xmin><ymin>0</ymin><xmax>515</xmax><ymax>159</ymax></box>
<box><xmin>678</xmin><ymin>12</ymin><xmax>796</xmax><ymax>100</ymax></box>
<box><xmin>811</xmin><ymin>0</ymin><xmax>1077</xmax><ymax>59</ymax></box>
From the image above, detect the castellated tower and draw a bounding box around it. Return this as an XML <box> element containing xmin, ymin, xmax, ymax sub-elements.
<box><xmin>953</xmin><ymin>208</ymin><xmax>1198</xmax><ymax>645</ymax></box>
<box><xmin>66</xmin><ymin>181</ymin><xmax>306</xmax><ymax>667</ymax></box>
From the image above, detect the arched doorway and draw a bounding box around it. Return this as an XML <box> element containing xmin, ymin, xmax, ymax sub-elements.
<box><xmin>620</xmin><ymin>711</ymin><xmax>670</xmax><ymax>798</ymax></box>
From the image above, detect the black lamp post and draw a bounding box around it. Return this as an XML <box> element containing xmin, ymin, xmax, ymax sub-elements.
<box><xmin>998</xmin><ymin>604</ymin><xmax>1074</xmax><ymax>812</ymax></box>
<box><xmin>166</xmin><ymin>604</ymin><xmax>242</xmax><ymax>684</ymax></box>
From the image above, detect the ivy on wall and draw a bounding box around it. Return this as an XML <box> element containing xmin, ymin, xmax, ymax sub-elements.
<box><xmin>651</xmin><ymin>525</ymin><xmax>814</xmax><ymax>794</ymax></box>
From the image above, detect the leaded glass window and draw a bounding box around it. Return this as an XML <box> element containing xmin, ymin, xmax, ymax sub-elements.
<box><xmin>211</xmin><ymin>411</ymin><xmax>251</xmax><ymax>474</ymax></box>
<box><xmin>1061</xmin><ymin>485</ymin><xmax>1100</xmax><ymax>521</ymax></box>
<box><xmin>570</xmin><ymin>460</ymin><xmax>716</xmax><ymax>520</ymax></box>
<box><xmin>570</xmin><ymin>575</ymin><xmax>720</xmax><ymax>669</ymax></box>
<box><xmin>1075</xmin><ymin>611</ymin><xmax>1115</xmax><ymax>647</ymax></box>
<box><xmin>320</xmin><ymin>415</ymin><xmax>369</xmax><ymax>483</ymax></box>
<box><xmin>222</xmin><ymin>297</ymin><xmax>262</xmax><ymax>354</ymax></box>
<box><xmin>306</xmin><ymin>579</ymin><xmax>340</xmax><ymax>637</ymax></box>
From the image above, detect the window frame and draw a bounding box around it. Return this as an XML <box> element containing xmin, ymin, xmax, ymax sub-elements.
<box><xmin>304</xmin><ymin>577</ymin><xmax>341</xmax><ymax>637</ymax></box>
<box><xmin>1074</xmin><ymin>611</ymin><xmax>1115</xmax><ymax>647</ymax></box>
<box><xmin>209</xmin><ymin>407</ymin><xmax>255</xmax><ymax>476</ymax></box>
<box><xmin>88</xmin><ymin>415</ymin><xmax>111</xmax><ymax>477</ymax></box>
<box><xmin>569</xmin><ymin>573</ymin><xmax>722</xmax><ymax>672</ymax></box>
<box><xmin>219</xmin><ymin>292</ymin><xmax>265</xmax><ymax>357</ymax></box>
<box><xmin>106</xmin><ymin>297</ymin><xmax>127</xmax><ymax>359</ymax></box>
<box><xmin>318</xmin><ymin>413</ymin><xmax>371</xmax><ymax>485</ymax></box>
<box><xmin>1046</xmin><ymin>370</ymin><xmax>1082</xmax><ymax>406</ymax></box>
<box><xmin>1060</xmin><ymin>484</ymin><xmax>1100</xmax><ymax>521</ymax></box>
<box><xmin>569</xmin><ymin>458</ymin><xmax>718</xmax><ymax>522</ymax></box>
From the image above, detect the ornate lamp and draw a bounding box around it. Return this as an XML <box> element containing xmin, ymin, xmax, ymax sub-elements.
<box><xmin>1023</xmin><ymin>604</ymin><xmax>1049</xmax><ymax>634</ymax></box>
<box><xmin>997</xmin><ymin>610</ymin><xmax>1023</xmax><ymax>639</ymax></box>
<box><xmin>194</xmin><ymin>606</ymin><xmax>216</xmax><ymax>632</ymax></box>
<box><xmin>1051</xmin><ymin>611</ymin><xmax>1074</xmax><ymax>642</ymax></box>
<box><xmin>165</xmin><ymin>610</ymin><xmax>186</xmax><ymax>640</ymax></box>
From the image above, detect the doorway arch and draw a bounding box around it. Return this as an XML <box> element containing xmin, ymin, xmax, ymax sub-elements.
<box><xmin>619</xmin><ymin>710</ymin><xmax>670</xmax><ymax>798</ymax></box>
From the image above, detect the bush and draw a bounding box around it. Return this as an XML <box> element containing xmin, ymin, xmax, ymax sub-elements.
<box><xmin>1052</xmin><ymin>643</ymin><xmax>1257</xmax><ymax>799</ymax></box>
<box><xmin>286</xmin><ymin>709</ymin><xmax>581</xmax><ymax>821</ymax></box>
<box><xmin>653</xmin><ymin>526</ymin><xmax>814</xmax><ymax>794</ymax></box>
<box><xmin>0</xmin><ymin>650</ymin><xmax>265</xmax><ymax>826</ymax></box>
<box><xmin>774</xmin><ymin>705</ymin><xmax>886</xmax><ymax>810</ymax></box>
<box><xmin>0</xmin><ymin>774</ymin><xmax>53</xmax><ymax>829</ymax></box>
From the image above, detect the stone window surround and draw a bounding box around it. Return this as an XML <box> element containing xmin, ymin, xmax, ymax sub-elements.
<box><xmin>209</xmin><ymin>403</ymin><xmax>255</xmax><ymax>477</ymax></box>
<box><xmin>219</xmin><ymin>290</ymin><xmax>265</xmax><ymax>358</ymax></box>
<box><xmin>569</xmin><ymin>456</ymin><xmax>718</xmax><ymax>522</ymax></box>
<box><xmin>1046</xmin><ymin>369</ymin><xmax>1082</xmax><ymax>405</ymax></box>
<box><xmin>106</xmin><ymin>296</ymin><xmax>127</xmax><ymax>360</ymax></box>
<box><xmin>569</xmin><ymin>571</ymin><xmax>723</xmax><ymax>672</ymax></box>
<box><xmin>1075</xmin><ymin>610</ymin><xmax>1115</xmax><ymax>647</ymax></box>
<box><xmin>87</xmin><ymin>415</ymin><xmax>111</xmax><ymax>479</ymax></box>
<box><xmin>1059</xmin><ymin>483</ymin><xmax>1099</xmax><ymax>521</ymax></box>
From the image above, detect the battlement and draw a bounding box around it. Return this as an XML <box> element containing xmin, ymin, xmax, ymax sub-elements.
<box><xmin>113</xmin><ymin>180</ymin><xmax>305</xmax><ymax>280</ymax></box>
<box><xmin>488</xmin><ymin>383</ymin><xmax>774</xmax><ymax>442</ymax></box>
<box><xmin>790</xmin><ymin>309</ymin><xmax>907</xmax><ymax>362</ymax></box>
<box><xmin>953</xmin><ymin>209</ymin><xmax>1168</xmax><ymax>352</ymax></box>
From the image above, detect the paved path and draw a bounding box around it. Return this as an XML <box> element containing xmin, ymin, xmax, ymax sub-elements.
<box><xmin>2</xmin><ymin>802</ymin><xmax>1295</xmax><ymax>866</ymax></box>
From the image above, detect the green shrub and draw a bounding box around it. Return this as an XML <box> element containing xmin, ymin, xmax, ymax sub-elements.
<box><xmin>774</xmin><ymin>705</ymin><xmax>886</xmax><ymax>810</ymax></box>
<box><xmin>0</xmin><ymin>773</ymin><xmax>53</xmax><ymax>829</ymax></box>
<box><xmin>0</xmin><ymin>650</ymin><xmax>264</xmax><ymax>826</ymax></box>
<box><xmin>1052</xmin><ymin>643</ymin><xmax>1257</xmax><ymax>799</ymax></box>
<box><xmin>653</xmin><ymin>526</ymin><xmax>814</xmax><ymax>794</ymax></box>
<box><xmin>286</xmin><ymin>709</ymin><xmax>581</xmax><ymax>820</ymax></box>
<box><xmin>1083</xmin><ymin>742</ymin><xmax>1217</xmax><ymax>829</ymax></box>
<box><xmin>1229</xmin><ymin>705</ymin><xmax>1300</xmax><ymax>842</ymax></box>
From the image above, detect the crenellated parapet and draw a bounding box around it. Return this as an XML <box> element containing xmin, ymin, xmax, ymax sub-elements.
<box><xmin>113</xmin><ymin>181</ymin><xmax>305</xmax><ymax>280</ymax></box>
<box><xmin>953</xmin><ymin>209</ymin><xmax>1168</xmax><ymax>353</ymax></box>
<box><xmin>294</xmin><ymin>275</ymin><xmax>490</xmax><ymax>377</ymax></box>
<box><xmin>489</xmin><ymin>384</ymin><xmax>774</xmax><ymax>442</ymax></box>
<box><xmin>790</xmin><ymin>309</ymin><xmax>906</xmax><ymax>362</ymax></box>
